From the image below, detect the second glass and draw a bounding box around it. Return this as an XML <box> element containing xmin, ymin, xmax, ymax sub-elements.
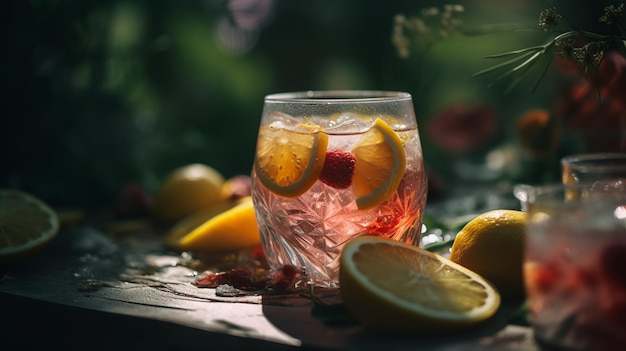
<box><xmin>561</xmin><ymin>153</ymin><xmax>626</xmax><ymax>186</ymax></box>
<box><xmin>524</xmin><ymin>182</ymin><xmax>626</xmax><ymax>351</ymax></box>
<box><xmin>251</xmin><ymin>91</ymin><xmax>428</xmax><ymax>288</ymax></box>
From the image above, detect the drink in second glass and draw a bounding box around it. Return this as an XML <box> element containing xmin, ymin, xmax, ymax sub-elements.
<box><xmin>251</xmin><ymin>91</ymin><xmax>428</xmax><ymax>288</ymax></box>
<box><xmin>524</xmin><ymin>183</ymin><xmax>626</xmax><ymax>351</ymax></box>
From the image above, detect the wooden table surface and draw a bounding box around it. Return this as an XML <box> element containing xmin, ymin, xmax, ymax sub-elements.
<box><xmin>0</xmin><ymin>218</ymin><xmax>541</xmax><ymax>351</ymax></box>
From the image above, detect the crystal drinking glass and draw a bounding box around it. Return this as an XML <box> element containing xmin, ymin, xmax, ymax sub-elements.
<box><xmin>251</xmin><ymin>91</ymin><xmax>428</xmax><ymax>288</ymax></box>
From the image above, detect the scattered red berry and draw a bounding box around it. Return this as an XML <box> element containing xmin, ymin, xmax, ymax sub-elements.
<box><xmin>223</xmin><ymin>175</ymin><xmax>252</xmax><ymax>201</ymax></box>
<box><xmin>251</xmin><ymin>245</ymin><xmax>266</xmax><ymax>261</ymax></box>
<box><xmin>270</xmin><ymin>265</ymin><xmax>302</xmax><ymax>291</ymax></box>
<box><xmin>195</xmin><ymin>264</ymin><xmax>301</xmax><ymax>292</ymax></box>
<box><xmin>320</xmin><ymin>150</ymin><xmax>355</xmax><ymax>189</ymax></box>
<box><xmin>114</xmin><ymin>183</ymin><xmax>151</xmax><ymax>219</ymax></box>
<box><xmin>598</xmin><ymin>243</ymin><xmax>626</xmax><ymax>290</ymax></box>
<box><xmin>195</xmin><ymin>267</ymin><xmax>269</xmax><ymax>290</ymax></box>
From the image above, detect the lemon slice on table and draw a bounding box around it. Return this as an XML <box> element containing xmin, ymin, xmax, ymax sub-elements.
<box><xmin>352</xmin><ymin>118</ymin><xmax>406</xmax><ymax>210</ymax></box>
<box><xmin>340</xmin><ymin>236</ymin><xmax>501</xmax><ymax>333</ymax></box>
<box><xmin>0</xmin><ymin>189</ymin><xmax>60</xmax><ymax>265</ymax></box>
<box><xmin>254</xmin><ymin>123</ymin><xmax>328</xmax><ymax>197</ymax></box>
<box><xmin>174</xmin><ymin>197</ymin><xmax>260</xmax><ymax>252</ymax></box>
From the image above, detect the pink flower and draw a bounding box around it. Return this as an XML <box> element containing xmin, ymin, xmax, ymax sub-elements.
<box><xmin>427</xmin><ymin>104</ymin><xmax>498</xmax><ymax>153</ymax></box>
<box><xmin>555</xmin><ymin>52</ymin><xmax>626</xmax><ymax>152</ymax></box>
<box><xmin>597</xmin><ymin>51</ymin><xmax>626</xmax><ymax>101</ymax></box>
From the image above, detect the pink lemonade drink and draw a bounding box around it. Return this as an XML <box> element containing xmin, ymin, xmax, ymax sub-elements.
<box><xmin>251</xmin><ymin>91</ymin><xmax>427</xmax><ymax>288</ymax></box>
<box><xmin>524</xmin><ymin>184</ymin><xmax>626</xmax><ymax>351</ymax></box>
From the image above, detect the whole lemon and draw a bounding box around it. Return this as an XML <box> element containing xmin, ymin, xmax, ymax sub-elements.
<box><xmin>449</xmin><ymin>209</ymin><xmax>527</xmax><ymax>300</ymax></box>
<box><xmin>152</xmin><ymin>164</ymin><xmax>225</xmax><ymax>222</ymax></box>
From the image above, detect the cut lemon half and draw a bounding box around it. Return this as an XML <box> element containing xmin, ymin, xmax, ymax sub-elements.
<box><xmin>0</xmin><ymin>189</ymin><xmax>60</xmax><ymax>265</ymax></box>
<box><xmin>176</xmin><ymin>197</ymin><xmax>260</xmax><ymax>252</ymax></box>
<box><xmin>254</xmin><ymin>123</ymin><xmax>328</xmax><ymax>197</ymax></box>
<box><xmin>352</xmin><ymin>118</ymin><xmax>406</xmax><ymax>210</ymax></box>
<box><xmin>340</xmin><ymin>236</ymin><xmax>501</xmax><ymax>333</ymax></box>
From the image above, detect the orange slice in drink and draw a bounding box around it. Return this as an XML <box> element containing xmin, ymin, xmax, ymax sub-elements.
<box><xmin>254</xmin><ymin>123</ymin><xmax>328</xmax><ymax>197</ymax></box>
<box><xmin>340</xmin><ymin>236</ymin><xmax>501</xmax><ymax>332</ymax></box>
<box><xmin>352</xmin><ymin>118</ymin><xmax>406</xmax><ymax>210</ymax></box>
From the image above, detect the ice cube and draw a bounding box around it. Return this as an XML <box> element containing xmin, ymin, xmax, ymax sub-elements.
<box><xmin>325</xmin><ymin>112</ymin><xmax>371</xmax><ymax>133</ymax></box>
<box><xmin>267</xmin><ymin>111</ymin><xmax>300</xmax><ymax>129</ymax></box>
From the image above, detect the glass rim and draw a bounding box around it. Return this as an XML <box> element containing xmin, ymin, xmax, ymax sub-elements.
<box><xmin>524</xmin><ymin>181</ymin><xmax>590</xmax><ymax>194</ymax></box>
<box><xmin>521</xmin><ymin>181</ymin><xmax>626</xmax><ymax>203</ymax></box>
<box><xmin>515</xmin><ymin>181</ymin><xmax>603</xmax><ymax>199</ymax></box>
<box><xmin>561</xmin><ymin>152</ymin><xmax>626</xmax><ymax>171</ymax></box>
<box><xmin>264</xmin><ymin>90</ymin><xmax>412</xmax><ymax>102</ymax></box>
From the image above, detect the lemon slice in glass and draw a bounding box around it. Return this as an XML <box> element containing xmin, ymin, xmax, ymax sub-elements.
<box><xmin>340</xmin><ymin>236</ymin><xmax>501</xmax><ymax>332</ymax></box>
<box><xmin>0</xmin><ymin>189</ymin><xmax>59</xmax><ymax>265</ymax></box>
<box><xmin>254</xmin><ymin>123</ymin><xmax>328</xmax><ymax>197</ymax></box>
<box><xmin>352</xmin><ymin>118</ymin><xmax>406</xmax><ymax>210</ymax></box>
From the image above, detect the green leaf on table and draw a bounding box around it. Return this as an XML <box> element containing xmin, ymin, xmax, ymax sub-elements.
<box><xmin>507</xmin><ymin>300</ymin><xmax>530</xmax><ymax>326</ymax></box>
<box><xmin>423</xmin><ymin>238</ymin><xmax>455</xmax><ymax>253</ymax></box>
<box><xmin>421</xmin><ymin>214</ymin><xmax>448</xmax><ymax>232</ymax></box>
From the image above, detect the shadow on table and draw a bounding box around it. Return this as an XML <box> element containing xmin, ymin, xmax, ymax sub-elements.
<box><xmin>1</xmin><ymin>292</ymin><xmax>303</xmax><ymax>351</ymax></box>
<box><xmin>0</xmin><ymin>225</ymin><xmax>301</xmax><ymax>351</ymax></box>
<box><xmin>261</xmin><ymin>290</ymin><xmax>532</xmax><ymax>351</ymax></box>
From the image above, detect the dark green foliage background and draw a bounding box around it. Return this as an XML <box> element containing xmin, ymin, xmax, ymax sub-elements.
<box><xmin>0</xmin><ymin>0</ymin><xmax>608</xmax><ymax>210</ymax></box>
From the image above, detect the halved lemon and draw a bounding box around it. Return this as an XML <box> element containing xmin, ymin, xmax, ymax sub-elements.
<box><xmin>352</xmin><ymin>118</ymin><xmax>406</xmax><ymax>210</ymax></box>
<box><xmin>0</xmin><ymin>189</ymin><xmax>60</xmax><ymax>265</ymax></box>
<box><xmin>254</xmin><ymin>123</ymin><xmax>328</xmax><ymax>197</ymax></box>
<box><xmin>175</xmin><ymin>197</ymin><xmax>260</xmax><ymax>252</ymax></box>
<box><xmin>340</xmin><ymin>236</ymin><xmax>501</xmax><ymax>332</ymax></box>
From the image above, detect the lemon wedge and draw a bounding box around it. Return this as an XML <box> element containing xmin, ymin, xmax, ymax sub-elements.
<box><xmin>175</xmin><ymin>197</ymin><xmax>260</xmax><ymax>252</ymax></box>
